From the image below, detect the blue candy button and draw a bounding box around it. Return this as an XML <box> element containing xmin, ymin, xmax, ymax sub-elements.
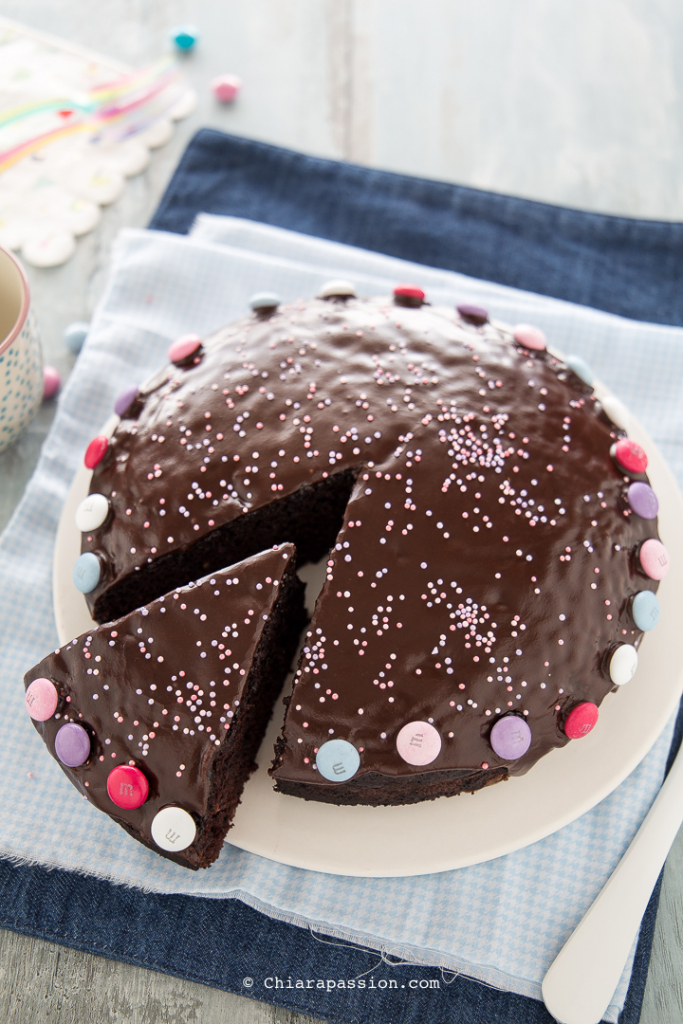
<box><xmin>249</xmin><ymin>292</ymin><xmax>281</xmax><ymax>311</ymax></box>
<box><xmin>63</xmin><ymin>321</ymin><xmax>89</xmax><ymax>355</ymax></box>
<box><xmin>564</xmin><ymin>355</ymin><xmax>594</xmax><ymax>386</ymax></box>
<box><xmin>171</xmin><ymin>25</ymin><xmax>198</xmax><ymax>50</ymax></box>
<box><xmin>73</xmin><ymin>553</ymin><xmax>101</xmax><ymax>594</ymax></box>
<box><xmin>315</xmin><ymin>739</ymin><xmax>361</xmax><ymax>782</ymax></box>
<box><xmin>632</xmin><ymin>590</ymin><xmax>660</xmax><ymax>631</ymax></box>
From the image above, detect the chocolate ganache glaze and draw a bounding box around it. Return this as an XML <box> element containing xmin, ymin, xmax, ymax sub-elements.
<box><xmin>25</xmin><ymin>545</ymin><xmax>305</xmax><ymax>868</ymax></box>
<box><xmin>75</xmin><ymin>287</ymin><xmax>665</xmax><ymax>806</ymax></box>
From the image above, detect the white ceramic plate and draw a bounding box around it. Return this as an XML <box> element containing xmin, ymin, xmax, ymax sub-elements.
<box><xmin>53</xmin><ymin>402</ymin><xmax>683</xmax><ymax>877</ymax></box>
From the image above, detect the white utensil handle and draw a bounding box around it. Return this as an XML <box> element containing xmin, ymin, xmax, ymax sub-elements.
<box><xmin>542</xmin><ymin>739</ymin><xmax>683</xmax><ymax>1024</ymax></box>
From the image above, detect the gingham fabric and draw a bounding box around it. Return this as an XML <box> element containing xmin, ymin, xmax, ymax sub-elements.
<box><xmin>1</xmin><ymin>219</ymin><xmax>681</xmax><ymax>1020</ymax></box>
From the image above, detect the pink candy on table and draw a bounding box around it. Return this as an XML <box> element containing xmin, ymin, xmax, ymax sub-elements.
<box><xmin>513</xmin><ymin>324</ymin><xmax>547</xmax><ymax>351</ymax></box>
<box><xmin>212</xmin><ymin>74</ymin><xmax>241</xmax><ymax>103</ymax></box>
<box><xmin>168</xmin><ymin>334</ymin><xmax>202</xmax><ymax>365</ymax></box>
<box><xmin>42</xmin><ymin>365</ymin><xmax>61</xmax><ymax>399</ymax></box>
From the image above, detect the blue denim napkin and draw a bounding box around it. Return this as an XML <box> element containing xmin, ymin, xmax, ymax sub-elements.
<box><xmin>2</xmin><ymin>129</ymin><xmax>682</xmax><ymax>1024</ymax></box>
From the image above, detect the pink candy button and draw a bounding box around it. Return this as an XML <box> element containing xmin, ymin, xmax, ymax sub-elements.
<box><xmin>512</xmin><ymin>323</ymin><xmax>547</xmax><ymax>351</ymax></box>
<box><xmin>42</xmin><ymin>365</ymin><xmax>61</xmax><ymax>400</ymax></box>
<box><xmin>612</xmin><ymin>438</ymin><xmax>648</xmax><ymax>475</ymax></box>
<box><xmin>393</xmin><ymin>284</ymin><xmax>425</xmax><ymax>307</ymax></box>
<box><xmin>84</xmin><ymin>435</ymin><xmax>109</xmax><ymax>470</ymax></box>
<box><xmin>107</xmin><ymin>765</ymin><xmax>149</xmax><ymax>809</ymax></box>
<box><xmin>639</xmin><ymin>538</ymin><xmax>670</xmax><ymax>580</ymax></box>
<box><xmin>168</xmin><ymin>334</ymin><xmax>202</xmax><ymax>365</ymax></box>
<box><xmin>25</xmin><ymin>677</ymin><xmax>59</xmax><ymax>721</ymax></box>
<box><xmin>212</xmin><ymin>74</ymin><xmax>241</xmax><ymax>103</ymax></box>
<box><xmin>564</xmin><ymin>702</ymin><xmax>599</xmax><ymax>739</ymax></box>
<box><xmin>396</xmin><ymin>721</ymin><xmax>442</xmax><ymax>766</ymax></box>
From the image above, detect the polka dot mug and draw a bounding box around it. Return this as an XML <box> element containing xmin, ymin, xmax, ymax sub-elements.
<box><xmin>0</xmin><ymin>245</ymin><xmax>43</xmax><ymax>453</ymax></box>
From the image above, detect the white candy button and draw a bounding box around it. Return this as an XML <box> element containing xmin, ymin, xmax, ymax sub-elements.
<box><xmin>318</xmin><ymin>280</ymin><xmax>356</xmax><ymax>299</ymax></box>
<box><xmin>151</xmin><ymin>806</ymin><xmax>197</xmax><ymax>852</ymax></box>
<box><xmin>396</xmin><ymin>721</ymin><xmax>442</xmax><ymax>766</ymax></box>
<box><xmin>609</xmin><ymin>644</ymin><xmax>638</xmax><ymax>686</ymax></box>
<box><xmin>75</xmin><ymin>492</ymin><xmax>110</xmax><ymax>532</ymax></box>
<box><xmin>601</xmin><ymin>394</ymin><xmax>631</xmax><ymax>431</ymax></box>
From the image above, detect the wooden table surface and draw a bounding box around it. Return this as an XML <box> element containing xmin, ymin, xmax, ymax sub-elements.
<box><xmin>1</xmin><ymin>2</ymin><xmax>682</xmax><ymax>1021</ymax></box>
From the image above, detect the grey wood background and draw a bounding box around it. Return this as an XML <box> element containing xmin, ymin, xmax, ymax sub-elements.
<box><xmin>0</xmin><ymin>1</ymin><xmax>682</xmax><ymax>1021</ymax></box>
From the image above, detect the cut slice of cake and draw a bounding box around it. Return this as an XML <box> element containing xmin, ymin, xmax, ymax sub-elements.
<box><xmin>24</xmin><ymin>544</ymin><xmax>305</xmax><ymax>869</ymax></box>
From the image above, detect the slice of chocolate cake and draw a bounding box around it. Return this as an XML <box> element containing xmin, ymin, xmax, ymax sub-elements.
<box><xmin>24</xmin><ymin>544</ymin><xmax>305</xmax><ymax>869</ymax></box>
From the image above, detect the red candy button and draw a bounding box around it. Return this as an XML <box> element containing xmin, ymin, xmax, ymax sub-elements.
<box><xmin>611</xmin><ymin>438</ymin><xmax>648</xmax><ymax>475</ymax></box>
<box><xmin>107</xmin><ymin>765</ymin><xmax>149</xmax><ymax>809</ymax></box>
<box><xmin>564</xmin><ymin>702</ymin><xmax>599</xmax><ymax>739</ymax></box>
<box><xmin>393</xmin><ymin>284</ymin><xmax>425</xmax><ymax>307</ymax></box>
<box><xmin>84</xmin><ymin>435</ymin><xmax>109</xmax><ymax>469</ymax></box>
<box><xmin>168</xmin><ymin>334</ymin><xmax>202</xmax><ymax>365</ymax></box>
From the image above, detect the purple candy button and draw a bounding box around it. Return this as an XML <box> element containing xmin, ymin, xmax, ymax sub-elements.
<box><xmin>54</xmin><ymin>723</ymin><xmax>91</xmax><ymax>767</ymax></box>
<box><xmin>456</xmin><ymin>303</ymin><xmax>488</xmax><ymax>325</ymax></box>
<box><xmin>114</xmin><ymin>385</ymin><xmax>139</xmax><ymax>418</ymax></box>
<box><xmin>490</xmin><ymin>715</ymin><xmax>532</xmax><ymax>760</ymax></box>
<box><xmin>627</xmin><ymin>481</ymin><xmax>659</xmax><ymax>520</ymax></box>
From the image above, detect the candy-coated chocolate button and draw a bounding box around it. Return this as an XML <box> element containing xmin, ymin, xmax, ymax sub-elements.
<box><xmin>612</xmin><ymin>438</ymin><xmax>647</xmax><ymax>475</ymax></box>
<box><xmin>609</xmin><ymin>644</ymin><xmax>638</xmax><ymax>686</ymax></box>
<box><xmin>564</xmin><ymin>355</ymin><xmax>594</xmax><ymax>386</ymax></box>
<box><xmin>318</xmin><ymin>280</ymin><xmax>356</xmax><ymax>299</ymax></box>
<box><xmin>631</xmin><ymin>590</ymin><xmax>660</xmax><ymax>631</ymax></box>
<box><xmin>84</xmin><ymin>435</ymin><xmax>109</xmax><ymax>470</ymax></box>
<box><xmin>393</xmin><ymin>284</ymin><xmax>425</xmax><ymax>307</ymax></box>
<box><xmin>151</xmin><ymin>806</ymin><xmax>197</xmax><ymax>852</ymax></box>
<box><xmin>171</xmin><ymin>24</ymin><xmax>198</xmax><ymax>50</ymax></box>
<box><xmin>316</xmin><ymin>739</ymin><xmax>361</xmax><ymax>781</ymax></box>
<box><xmin>63</xmin><ymin>321</ymin><xmax>89</xmax><ymax>354</ymax></box>
<box><xmin>25</xmin><ymin>677</ymin><xmax>59</xmax><ymax>721</ymax></box>
<box><xmin>168</xmin><ymin>334</ymin><xmax>202</xmax><ymax>364</ymax></box>
<box><xmin>639</xmin><ymin>538</ymin><xmax>670</xmax><ymax>580</ymax></box>
<box><xmin>396</xmin><ymin>721</ymin><xmax>442</xmax><ymax>766</ymax></box>
<box><xmin>114</xmin><ymin>384</ymin><xmax>139</xmax><ymax>417</ymax></box>
<box><xmin>211</xmin><ymin>74</ymin><xmax>241</xmax><ymax>102</ymax></box>
<box><xmin>564</xmin><ymin>702</ymin><xmax>599</xmax><ymax>739</ymax></box>
<box><xmin>513</xmin><ymin>324</ymin><xmax>547</xmax><ymax>351</ymax></box>
<box><xmin>456</xmin><ymin>303</ymin><xmax>488</xmax><ymax>325</ymax></box>
<box><xmin>490</xmin><ymin>715</ymin><xmax>531</xmax><ymax>760</ymax></box>
<box><xmin>75</xmin><ymin>492</ymin><xmax>109</xmax><ymax>532</ymax></box>
<box><xmin>55</xmin><ymin>722</ymin><xmax>91</xmax><ymax>767</ymax></box>
<box><xmin>249</xmin><ymin>291</ymin><xmax>281</xmax><ymax>311</ymax></box>
<box><xmin>627</xmin><ymin>482</ymin><xmax>658</xmax><ymax>520</ymax></box>
<box><xmin>107</xmin><ymin>765</ymin><xmax>149</xmax><ymax>809</ymax></box>
<box><xmin>43</xmin><ymin>366</ymin><xmax>61</xmax><ymax>399</ymax></box>
<box><xmin>72</xmin><ymin>552</ymin><xmax>101</xmax><ymax>593</ymax></box>
<box><xmin>601</xmin><ymin>394</ymin><xmax>630</xmax><ymax>430</ymax></box>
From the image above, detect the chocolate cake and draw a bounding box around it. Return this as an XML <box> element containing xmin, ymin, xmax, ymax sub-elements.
<box><xmin>25</xmin><ymin>545</ymin><xmax>305</xmax><ymax>868</ymax></box>
<box><xmin>26</xmin><ymin>282</ymin><xmax>669</xmax><ymax>860</ymax></box>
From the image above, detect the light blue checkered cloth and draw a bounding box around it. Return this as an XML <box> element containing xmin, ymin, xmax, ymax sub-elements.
<box><xmin>2</xmin><ymin>217</ymin><xmax>682</xmax><ymax>1018</ymax></box>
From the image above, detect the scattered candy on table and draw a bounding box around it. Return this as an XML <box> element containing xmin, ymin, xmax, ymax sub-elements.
<box><xmin>63</xmin><ymin>321</ymin><xmax>89</xmax><ymax>355</ymax></box>
<box><xmin>211</xmin><ymin>74</ymin><xmax>241</xmax><ymax>103</ymax></box>
<box><xmin>171</xmin><ymin>25</ymin><xmax>198</xmax><ymax>51</ymax></box>
<box><xmin>42</xmin><ymin>366</ymin><xmax>61</xmax><ymax>399</ymax></box>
